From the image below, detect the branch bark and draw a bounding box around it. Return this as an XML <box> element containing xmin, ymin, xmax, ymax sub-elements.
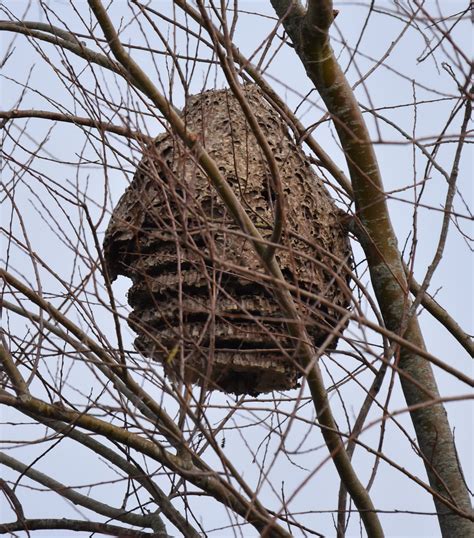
<box><xmin>22</xmin><ymin>414</ymin><xmax>202</xmax><ymax>538</ymax></box>
<box><xmin>0</xmin><ymin>109</ymin><xmax>151</xmax><ymax>142</ymax></box>
<box><xmin>270</xmin><ymin>1</ymin><xmax>473</xmax><ymax>536</ymax></box>
<box><xmin>0</xmin><ymin>452</ymin><xmax>165</xmax><ymax>530</ymax></box>
<box><xmin>0</xmin><ymin>519</ymin><xmax>156</xmax><ymax>537</ymax></box>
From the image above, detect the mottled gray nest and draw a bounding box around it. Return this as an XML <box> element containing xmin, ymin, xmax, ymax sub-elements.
<box><xmin>103</xmin><ymin>84</ymin><xmax>352</xmax><ymax>395</ymax></box>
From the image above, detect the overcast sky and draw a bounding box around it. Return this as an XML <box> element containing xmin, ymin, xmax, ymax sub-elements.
<box><xmin>1</xmin><ymin>1</ymin><xmax>472</xmax><ymax>537</ymax></box>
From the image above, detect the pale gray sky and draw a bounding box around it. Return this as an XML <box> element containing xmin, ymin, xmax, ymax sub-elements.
<box><xmin>1</xmin><ymin>1</ymin><xmax>472</xmax><ymax>537</ymax></box>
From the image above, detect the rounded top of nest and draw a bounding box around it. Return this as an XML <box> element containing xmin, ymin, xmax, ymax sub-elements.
<box><xmin>103</xmin><ymin>84</ymin><xmax>352</xmax><ymax>395</ymax></box>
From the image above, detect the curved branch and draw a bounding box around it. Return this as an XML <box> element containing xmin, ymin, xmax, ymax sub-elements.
<box><xmin>0</xmin><ymin>109</ymin><xmax>151</xmax><ymax>142</ymax></box>
<box><xmin>0</xmin><ymin>390</ymin><xmax>290</xmax><ymax>537</ymax></box>
<box><xmin>0</xmin><ymin>452</ymin><xmax>161</xmax><ymax>529</ymax></box>
<box><xmin>0</xmin><ymin>519</ymin><xmax>155</xmax><ymax>537</ymax></box>
<box><xmin>0</xmin><ymin>21</ymin><xmax>123</xmax><ymax>75</ymax></box>
<box><xmin>0</xmin><ymin>344</ymin><xmax>27</xmax><ymax>395</ymax></box>
<box><xmin>28</xmin><ymin>416</ymin><xmax>202</xmax><ymax>538</ymax></box>
<box><xmin>0</xmin><ymin>478</ymin><xmax>26</xmax><ymax>527</ymax></box>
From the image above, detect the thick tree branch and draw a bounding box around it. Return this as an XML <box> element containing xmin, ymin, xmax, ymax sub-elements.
<box><xmin>270</xmin><ymin>1</ymin><xmax>473</xmax><ymax>536</ymax></box>
<box><xmin>0</xmin><ymin>21</ymin><xmax>123</xmax><ymax>75</ymax></box>
<box><xmin>0</xmin><ymin>478</ymin><xmax>26</xmax><ymax>528</ymax></box>
<box><xmin>0</xmin><ymin>344</ymin><xmax>27</xmax><ymax>395</ymax></box>
<box><xmin>0</xmin><ymin>518</ymin><xmax>155</xmax><ymax>536</ymax></box>
<box><xmin>0</xmin><ymin>452</ymin><xmax>163</xmax><ymax>530</ymax></box>
<box><xmin>0</xmin><ymin>389</ymin><xmax>289</xmax><ymax>537</ymax></box>
<box><xmin>0</xmin><ymin>109</ymin><xmax>151</xmax><ymax>142</ymax></box>
<box><xmin>31</xmin><ymin>416</ymin><xmax>202</xmax><ymax>538</ymax></box>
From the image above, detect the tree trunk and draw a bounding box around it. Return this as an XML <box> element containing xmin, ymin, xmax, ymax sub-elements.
<box><xmin>270</xmin><ymin>1</ymin><xmax>473</xmax><ymax>536</ymax></box>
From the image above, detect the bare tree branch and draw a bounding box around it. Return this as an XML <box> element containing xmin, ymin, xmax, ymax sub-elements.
<box><xmin>0</xmin><ymin>518</ymin><xmax>157</xmax><ymax>537</ymax></box>
<box><xmin>1</xmin><ymin>3</ymin><xmax>471</xmax><ymax>536</ymax></box>
<box><xmin>270</xmin><ymin>1</ymin><xmax>473</xmax><ymax>535</ymax></box>
<box><xmin>406</xmin><ymin>267</ymin><xmax>474</xmax><ymax>357</ymax></box>
<box><xmin>0</xmin><ymin>452</ymin><xmax>166</xmax><ymax>530</ymax></box>
<box><xmin>0</xmin><ymin>109</ymin><xmax>151</xmax><ymax>142</ymax></box>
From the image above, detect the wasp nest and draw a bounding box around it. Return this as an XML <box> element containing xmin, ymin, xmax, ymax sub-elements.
<box><xmin>103</xmin><ymin>84</ymin><xmax>351</xmax><ymax>395</ymax></box>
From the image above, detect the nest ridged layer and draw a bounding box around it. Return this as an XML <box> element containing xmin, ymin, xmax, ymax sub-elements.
<box><xmin>103</xmin><ymin>84</ymin><xmax>351</xmax><ymax>395</ymax></box>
